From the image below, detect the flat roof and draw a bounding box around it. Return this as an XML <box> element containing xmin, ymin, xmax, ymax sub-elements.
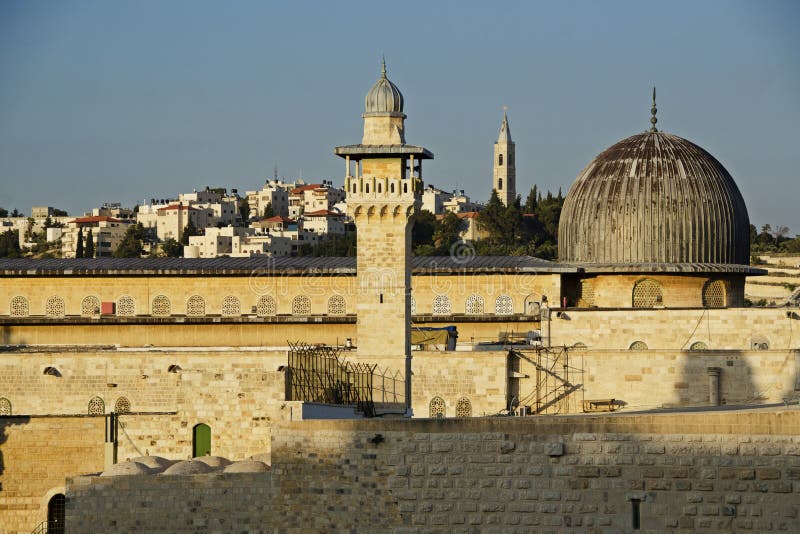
<box><xmin>334</xmin><ymin>145</ymin><xmax>433</xmax><ymax>159</ymax></box>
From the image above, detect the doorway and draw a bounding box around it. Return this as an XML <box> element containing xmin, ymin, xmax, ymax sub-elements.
<box><xmin>192</xmin><ymin>423</ymin><xmax>211</xmax><ymax>457</ymax></box>
<box><xmin>47</xmin><ymin>493</ymin><xmax>65</xmax><ymax>534</ymax></box>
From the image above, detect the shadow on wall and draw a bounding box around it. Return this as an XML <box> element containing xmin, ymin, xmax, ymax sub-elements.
<box><xmin>0</xmin><ymin>416</ymin><xmax>31</xmax><ymax>479</ymax></box>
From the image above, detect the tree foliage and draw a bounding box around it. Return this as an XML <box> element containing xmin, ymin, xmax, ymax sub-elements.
<box><xmin>751</xmin><ymin>224</ymin><xmax>799</xmax><ymax>254</ymax></box>
<box><xmin>180</xmin><ymin>218</ymin><xmax>200</xmax><ymax>245</ymax></box>
<box><xmin>238</xmin><ymin>197</ymin><xmax>250</xmax><ymax>222</ymax></box>
<box><xmin>0</xmin><ymin>229</ymin><xmax>22</xmax><ymax>258</ymax></box>
<box><xmin>76</xmin><ymin>227</ymin><xmax>84</xmax><ymax>258</ymax></box>
<box><xmin>113</xmin><ymin>223</ymin><xmax>147</xmax><ymax>258</ymax></box>
<box><xmin>84</xmin><ymin>228</ymin><xmax>95</xmax><ymax>258</ymax></box>
<box><xmin>263</xmin><ymin>202</ymin><xmax>275</xmax><ymax>219</ymax></box>
<box><xmin>161</xmin><ymin>238</ymin><xmax>183</xmax><ymax>257</ymax></box>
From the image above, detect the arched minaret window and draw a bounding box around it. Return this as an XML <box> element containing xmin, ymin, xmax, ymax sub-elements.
<box><xmin>498</xmin><ymin>154</ymin><xmax>503</xmax><ymax>166</ymax></box>
<box><xmin>498</xmin><ymin>178</ymin><xmax>503</xmax><ymax>190</ymax></box>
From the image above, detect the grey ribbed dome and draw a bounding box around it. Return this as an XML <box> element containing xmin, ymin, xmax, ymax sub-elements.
<box><xmin>559</xmin><ymin>131</ymin><xmax>750</xmax><ymax>265</ymax></box>
<box><xmin>364</xmin><ymin>61</ymin><xmax>404</xmax><ymax>115</ymax></box>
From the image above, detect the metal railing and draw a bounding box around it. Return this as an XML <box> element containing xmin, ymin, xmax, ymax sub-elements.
<box><xmin>512</xmin><ymin>346</ymin><xmax>584</xmax><ymax>415</ymax></box>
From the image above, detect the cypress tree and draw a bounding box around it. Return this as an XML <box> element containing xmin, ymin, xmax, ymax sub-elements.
<box><xmin>85</xmin><ymin>229</ymin><xmax>95</xmax><ymax>258</ymax></box>
<box><xmin>75</xmin><ymin>227</ymin><xmax>84</xmax><ymax>258</ymax></box>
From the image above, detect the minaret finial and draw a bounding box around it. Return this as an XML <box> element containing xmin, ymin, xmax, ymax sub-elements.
<box><xmin>381</xmin><ymin>55</ymin><xmax>387</xmax><ymax>78</ymax></box>
<box><xmin>649</xmin><ymin>86</ymin><xmax>658</xmax><ymax>132</ymax></box>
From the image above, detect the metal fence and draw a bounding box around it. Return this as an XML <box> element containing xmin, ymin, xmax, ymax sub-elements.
<box><xmin>286</xmin><ymin>342</ymin><xmax>405</xmax><ymax>417</ymax></box>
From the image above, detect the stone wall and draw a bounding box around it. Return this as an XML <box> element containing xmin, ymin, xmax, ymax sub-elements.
<box><xmin>65</xmin><ymin>411</ymin><xmax>800</xmax><ymax>532</ymax></box>
<box><xmin>0</xmin><ymin>416</ymin><xmax>105</xmax><ymax>533</ymax></box>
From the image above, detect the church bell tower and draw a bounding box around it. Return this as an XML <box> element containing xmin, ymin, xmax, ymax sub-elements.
<box><xmin>493</xmin><ymin>110</ymin><xmax>516</xmax><ymax>206</ymax></box>
<box><xmin>334</xmin><ymin>60</ymin><xmax>433</xmax><ymax>414</ymax></box>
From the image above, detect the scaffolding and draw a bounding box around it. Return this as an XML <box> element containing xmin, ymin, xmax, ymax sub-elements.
<box><xmin>510</xmin><ymin>346</ymin><xmax>584</xmax><ymax>415</ymax></box>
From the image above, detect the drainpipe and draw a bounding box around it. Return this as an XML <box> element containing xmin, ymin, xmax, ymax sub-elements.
<box><xmin>707</xmin><ymin>367</ymin><xmax>721</xmax><ymax>406</ymax></box>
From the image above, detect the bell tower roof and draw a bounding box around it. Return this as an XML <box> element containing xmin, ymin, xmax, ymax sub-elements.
<box><xmin>497</xmin><ymin>109</ymin><xmax>512</xmax><ymax>143</ymax></box>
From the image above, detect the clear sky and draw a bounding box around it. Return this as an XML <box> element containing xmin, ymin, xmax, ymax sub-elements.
<box><xmin>1</xmin><ymin>0</ymin><xmax>798</xmax><ymax>232</ymax></box>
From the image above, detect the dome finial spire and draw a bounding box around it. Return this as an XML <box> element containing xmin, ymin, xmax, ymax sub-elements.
<box><xmin>649</xmin><ymin>86</ymin><xmax>658</xmax><ymax>132</ymax></box>
<box><xmin>381</xmin><ymin>55</ymin><xmax>387</xmax><ymax>78</ymax></box>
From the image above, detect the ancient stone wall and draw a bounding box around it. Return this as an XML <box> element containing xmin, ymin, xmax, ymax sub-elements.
<box><xmin>65</xmin><ymin>412</ymin><xmax>800</xmax><ymax>532</ymax></box>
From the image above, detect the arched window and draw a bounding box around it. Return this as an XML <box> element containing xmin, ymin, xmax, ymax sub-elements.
<box><xmin>632</xmin><ymin>279</ymin><xmax>663</xmax><ymax>308</ymax></box>
<box><xmin>193</xmin><ymin>423</ymin><xmax>211</xmax><ymax>457</ymax></box>
<box><xmin>498</xmin><ymin>154</ymin><xmax>503</xmax><ymax>166</ymax></box>
<box><xmin>45</xmin><ymin>296</ymin><xmax>65</xmax><ymax>318</ymax></box>
<box><xmin>186</xmin><ymin>295</ymin><xmax>206</xmax><ymax>316</ymax></box>
<box><xmin>10</xmin><ymin>296</ymin><xmax>29</xmax><ymax>317</ymax></box>
<box><xmin>0</xmin><ymin>397</ymin><xmax>11</xmax><ymax>416</ymax></box>
<box><xmin>256</xmin><ymin>295</ymin><xmax>277</xmax><ymax>316</ymax></box>
<box><xmin>410</xmin><ymin>296</ymin><xmax>416</xmax><ymax>315</ymax></box>
<box><xmin>390</xmin><ymin>183</ymin><xmax>395</xmax><ymax>194</ymax></box>
<box><xmin>152</xmin><ymin>295</ymin><xmax>171</xmax><ymax>316</ymax></box>
<box><xmin>498</xmin><ymin>178</ymin><xmax>503</xmax><ymax>190</ymax></box>
<box><xmin>751</xmin><ymin>336</ymin><xmax>770</xmax><ymax>351</ymax></box>
<box><xmin>327</xmin><ymin>295</ymin><xmax>346</xmax><ymax>315</ymax></box>
<box><xmin>221</xmin><ymin>295</ymin><xmax>241</xmax><ymax>316</ymax></box>
<box><xmin>81</xmin><ymin>296</ymin><xmax>100</xmax><ymax>316</ymax></box>
<box><xmin>114</xmin><ymin>396</ymin><xmax>131</xmax><ymax>414</ymax></box>
<box><xmin>377</xmin><ymin>183</ymin><xmax>382</xmax><ymax>193</ymax></box>
<box><xmin>403</xmin><ymin>183</ymin><xmax>408</xmax><ymax>194</ymax></box>
<box><xmin>117</xmin><ymin>295</ymin><xmax>135</xmax><ymax>316</ymax></box>
<box><xmin>465</xmin><ymin>295</ymin><xmax>484</xmax><ymax>315</ymax></box>
<box><xmin>702</xmin><ymin>280</ymin><xmax>726</xmax><ymax>308</ymax></box>
<box><xmin>292</xmin><ymin>295</ymin><xmax>311</xmax><ymax>316</ymax></box>
<box><xmin>495</xmin><ymin>295</ymin><xmax>513</xmax><ymax>315</ymax></box>
<box><xmin>429</xmin><ymin>397</ymin><xmax>445</xmax><ymax>418</ymax></box>
<box><xmin>572</xmin><ymin>342</ymin><xmax>588</xmax><ymax>352</ymax></box>
<box><xmin>689</xmin><ymin>341</ymin><xmax>708</xmax><ymax>351</ymax></box>
<box><xmin>455</xmin><ymin>397</ymin><xmax>472</xmax><ymax>418</ymax></box>
<box><xmin>365</xmin><ymin>183</ymin><xmax>370</xmax><ymax>194</ymax></box>
<box><xmin>432</xmin><ymin>295</ymin><xmax>451</xmax><ymax>315</ymax></box>
<box><xmin>47</xmin><ymin>494</ymin><xmax>66</xmax><ymax>534</ymax></box>
<box><xmin>88</xmin><ymin>396</ymin><xmax>105</xmax><ymax>415</ymax></box>
<box><xmin>629</xmin><ymin>341</ymin><xmax>648</xmax><ymax>351</ymax></box>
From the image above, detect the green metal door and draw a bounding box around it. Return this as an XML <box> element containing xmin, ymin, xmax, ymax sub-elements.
<box><xmin>193</xmin><ymin>423</ymin><xmax>211</xmax><ymax>457</ymax></box>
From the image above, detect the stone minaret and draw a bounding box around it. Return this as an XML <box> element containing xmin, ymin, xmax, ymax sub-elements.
<box><xmin>493</xmin><ymin>110</ymin><xmax>516</xmax><ymax>206</ymax></box>
<box><xmin>335</xmin><ymin>61</ymin><xmax>433</xmax><ymax>415</ymax></box>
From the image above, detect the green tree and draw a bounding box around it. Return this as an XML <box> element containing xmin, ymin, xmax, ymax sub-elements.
<box><xmin>161</xmin><ymin>238</ymin><xmax>183</xmax><ymax>257</ymax></box>
<box><xmin>434</xmin><ymin>212</ymin><xmax>464</xmax><ymax>253</ymax></box>
<box><xmin>85</xmin><ymin>229</ymin><xmax>95</xmax><ymax>258</ymax></box>
<box><xmin>238</xmin><ymin>197</ymin><xmax>250</xmax><ymax>222</ymax></box>
<box><xmin>52</xmin><ymin>208</ymin><xmax>68</xmax><ymax>216</ymax></box>
<box><xmin>263</xmin><ymin>203</ymin><xmax>275</xmax><ymax>218</ymax></box>
<box><xmin>113</xmin><ymin>223</ymin><xmax>147</xmax><ymax>258</ymax></box>
<box><xmin>0</xmin><ymin>229</ymin><xmax>22</xmax><ymax>258</ymax></box>
<box><xmin>0</xmin><ymin>207</ymin><xmax>9</xmax><ymax>217</ymax></box>
<box><xmin>10</xmin><ymin>208</ymin><xmax>20</xmax><ymax>217</ymax></box>
<box><xmin>411</xmin><ymin>210</ymin><xmax>437</xmax><ymax>253</ymax></box>
<box><xmin>75</xmin><ymin>227</ymin><xmax>85</xmax><ymax>258</ymax></box>
<box><xmin>180</xmin><ymin>218</ymin><xmax>200</xmax><ymax>245</ymax></box>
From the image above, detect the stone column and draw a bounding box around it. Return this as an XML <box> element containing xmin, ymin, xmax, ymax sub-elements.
<box><xmin>707</xmin><ymin>367</ymin><xmax>721</xmax><ymax>406</ymax></box>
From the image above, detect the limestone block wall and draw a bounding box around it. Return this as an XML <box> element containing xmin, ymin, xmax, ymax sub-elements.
<box><xmin>0</xmin><ymin>416</ymin><xmax>105</xmax><ymax>533</ymax></box>
<box><xmin>65</xmin><ymin>412</ymin><xmax>800</xmax><ymax>532</ymax></box>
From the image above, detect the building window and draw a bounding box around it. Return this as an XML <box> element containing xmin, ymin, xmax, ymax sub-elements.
<box><xmin>495</xmin><ymin>295</ymin><xmax>513</xmax><ymax>315</ymax></box>
<box><xmin>390</xmin><ymin>183</ymin><xmax>395</xmax><ymax>194</ymax></box>
<box><xmin>327</xmin><ymin>295</ymin><xmax>346</xmax><ymax>315</ymax></box>
<box><xmin>256</xmin><ymin>295</ymin><xmax>277</xmax><ymax>317</ymax></box>
<box><xmin>186</xmin><ymin>295</ymin><xmax>206</xmax><ymax>317</ymax></box>
<box><xmin>498</xmin><ymin>154</ymin><xmax>503</xmax><ymax>166</ymax></box>
<box><xmin>221</xmin><ymin>295</ymin><xmax>241</xmax><ymax>316</ymax></box>
<box><xmin>152</xmin><ymin>295</ymin><xmax>171</xmax><ymax>317</ymax></box>
<box><xmin>88</xmin><ymin>396</ymin><xmax>105</xmax><ymax>415</ymax></box>
<box><xmin>455</xmin><ymin>397</ymin><xmax>472</xmax><ymax>418</ymax></box>
<box><xmin>117</xmin><ymin>295</ymin><xmax>135</xmax><ymax>316</ymax></box>
<box><xmin>292</xmin><ymin>295</ymin><xmax>311</xmax><ymax>316</ymax></box>
<box><xmin>632</xmin><ymin>279</ymin><xmax>663</xmax><ymax>308</ymax></box>
<box><xmin>45</xmin><ymin>296</ymin><xmax>66</xmax><ymax>318</ymax></box>
<box><xmin>629</xmin><ymin>341</ymin><xmax>648</xmax><ymax>351</ymax></box>
<box><xmin>114</xmin><ymin>396</ymin><xmax>131</xmax><ymax>414</ymax></box>
<box><xmin>498</xmin><ymin>178</ymin><xmax>503</xmax><ymax>190</ymax></box>
<box><xmin>702</xmin><ymin>280</ymin><xmax>726</xmax><ymax>308</ymax></box>
<box><xmin>689</xmin><ymin>341</ymin><xmax>708</xmax><ymax>351</ymax></box>
<box><xmin>10</xmin><ymin>296</ymin><xmax>29</xmax><ymax>317</ymax></box>
<box><xmin>410</xmin><ymin>296</ymin><xmax>416</xmax><ymax>315</ymax></box>
<box><xmin>0</xmin><ymin>397</ymin><xmax>11</xmax><ymax>416</ymax></box>
<box><xmin>432</xmin><ymin>295</ymin><xmax>451</xmax><ymax>316</ymax></box>
<box><xmin>81</xmin><ymin>296</ymin><xmax>100</xmax><ymax>317</ymax></box>
<box><xmin>465</xmin><ymin>294</ymin><xmax>484</xmax><ymax>315</ymax></box>
<box><xmin>429</xmin><ymin>396</ymin><xmax>445</xmax><ymax>418</ymax></box>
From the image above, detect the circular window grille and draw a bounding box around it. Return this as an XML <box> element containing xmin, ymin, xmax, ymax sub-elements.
<box><xmin>410</xmin><ymin>296</ymin><xmax>416</xmax><ymax>315</ymax></box>
<box><xmin>292</xmin><ymin>295</ymin><xmax>311</xmax><ymax>316</ymax></box>
<box><xmin>432</xmin><ymin>295</ymin><xmax>451</xmax><ymax>316</ymax></box>
<box><xmin>256</xmin><ymin>295</ymin><xmax>276</xmax><ymax>317</ymax></box>
<box><xmin>152</xmin><ymin>295</ymin><xmax>171</xmax><ymax>317</ymax></box>
<box><xmin>632</xmin><ymin>279</ymin><xmax>663</xmax><ymax>308</ymax></box>
<box><xmin>689</xmin><ymin>341</ymin><xmax>708</xmax><ymax>351</ymax></box>
<box><xmin>81</xmin><ymin>296</ymin><xmax>100</xmax><ymax>317</ymax></box>
<box><xmin>0</xmin><ymin>397</ymin><xmax>11</xmax><ymax>416</ymax></box>
<box><xmin>629</xmin><ymin>341</ymin><xmax>649</xmax><ymax>351</ymax></box>
<box><xmin>221</xmin><ymin>295</ymin><xmax>241</xmax><ymax>317</ymax></box>
<box><xmin>45</xmin><ymin>296</ymin><xmax>66</xmax><ymax>318</ymax></box>
<box><xmin>186</xmin><ymin>295</ymin><xmax>206</xmax><ymax>317</ymax></box>
<box><xmin>117</xmin><ymin>296</ymin><xmax>135</xmax><ymax>316</ymax></box>
<box><xmin>327</xmin><ymin>295</ymin><xmax>346</xmax><ymax>315</ymax></box>
<box><xmin>10</xmin><ymin>296</ymin><xmax>29</xmax><ymax>317</ymax></box>
<box><xmin>465</xmin><ymin>295</ymin><xmax>484</xmax><ymax>315</ymax></box>
<box><xmin>88</xmin><ymin>396</ymin><xmax>105</xmax><ymax>415</ymax></box>
<box><xmin>495</xmin><ymin>295</ymin><xmax>513</xmax><ymax>315</ymax></box>
<box><xmin>455</xmin><ymin>397</ymin><xmax>472</xmax><ymax>418</ymax></box>
<box><xmin>702</xmin><ymin>280</ymin><xmax>726</xmax><ymax>308</ymax></box>
<box><xmin>114</xmin><ymin>396</ymin><xmax>131</xmax><ymax>414</ymax></box>
<box><xmin>578</xmin><ymin>279</ymin><xmax>595</xmax><ymax>307</ymax></box>
<box><xmin>429</xmin><ymin>396</ymin><xmax>445</xmax><ymax>418</ymax></box>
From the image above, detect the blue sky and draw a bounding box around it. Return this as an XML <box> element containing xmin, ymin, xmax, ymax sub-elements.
<box><xmin>0</xmin><ymin>0</ymin><xmax>798</xmax><ymax>231</ymax></box>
